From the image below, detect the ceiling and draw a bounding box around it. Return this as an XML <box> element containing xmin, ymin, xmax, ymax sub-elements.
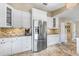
<box><xmin>9</xmin><ymin>3</ymin><xmax>65</xmax><ymax>12</ymax></box>
<box><xmin>9</xmin><ymin>3</ymin><xmax>79</xmax><ymax>21</ymax></box>
<box><xmin>55</xmin><ymin>5</ymin><xmax>79</xmax><ymax>21</ymax></box>
<box><xmin>31</xmin><ymin>3</ymin><xmax>65</xmax><ymax>11</ymax></box>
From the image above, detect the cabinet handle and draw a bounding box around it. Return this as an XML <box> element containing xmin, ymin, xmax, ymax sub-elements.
<box><xmin>1</xmin><ymin>42</ymin><xmax>3</xmax><ymax>44</ymax></box>
<box><xmin>3</xmin><ymin>42</ymin><xmax>5</xmax><ymax>44</ymax></box>
<box><xmin>1</xmin><ymin>42</ymin><xmax>5</xmax><ymax>44</ymax></box>
<box><xmin>2</xmin><ymin>40</ymin><xmax>4</xmax><ymax>41</ymax></box>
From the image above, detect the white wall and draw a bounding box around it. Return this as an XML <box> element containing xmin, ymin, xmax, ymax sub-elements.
<box><xmin>60</xmin><ymin>23</ymin><xmax>67</xmax><ymax>43</ymax></box>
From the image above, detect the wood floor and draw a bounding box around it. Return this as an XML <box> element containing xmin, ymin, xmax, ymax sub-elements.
<box><xmin>13</xmin><ymin>42</ymin><xmax>77</xmax><ymax>56</ymax></box>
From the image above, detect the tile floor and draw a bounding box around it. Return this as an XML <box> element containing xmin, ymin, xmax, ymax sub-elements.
<box><xmin>13</xmin><ymin>42</ymin><xmax>77</xmax><ymax>56</ymax></box>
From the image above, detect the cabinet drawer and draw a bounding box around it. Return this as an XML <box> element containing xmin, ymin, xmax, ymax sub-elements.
<box><xmin>0</xmin><ymin>38</ymin><xmax>11</xmax><ymax>45</ymax></box>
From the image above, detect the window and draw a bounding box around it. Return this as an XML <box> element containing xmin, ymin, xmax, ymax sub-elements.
<box><xmin>6</xmin><ymin>7</ymin><xmax>12</xmax><ymax>26</ymax></box>
<box><xmin>53</xmin><ymin>18</ymin><xmax>56</xmax><ymax>27</ymax></box>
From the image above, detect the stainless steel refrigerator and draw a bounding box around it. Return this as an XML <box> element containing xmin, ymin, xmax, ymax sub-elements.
<box><xmin>32</xmin><ymin>20</ymin><xmax>47</xmax><ymax>52</ymax></box>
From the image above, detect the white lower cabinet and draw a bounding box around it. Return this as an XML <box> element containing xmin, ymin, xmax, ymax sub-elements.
<box><xmin>0</xmin><ymin>38</ymin><xmax>12</xmax><ymax>56</ymax></box>
<box><xmin>21</xmin><ymin>37</ymin><xmax>29</xmax><ymax>52</ymax></box>
<box><xmin>11</xmin><ymin>37</ymin><xmax>22</xmax><ymax>54</ymax></box>
<box><xmin>11</xmin><ymin>36</ymin><xmax>31</xmax><ymax>55</ymax></box>
<box><xmin>22</xmin><ymin>36</ymin><xmax>31</xmax><ymax>51</ymax></box>
<box><xmin>26</xmin><ymin>36</ymin><xmax>31</xmax><ymax>50</ymax></box>
<box><xmin>0</xmin><ymin>36</ymin><xmax>31</xmax><ymax>56</ymax></box>
<box><xmin>47</xmin><ymin>35</ymin><xmax>59</xmax><ymax>46</ymax></box>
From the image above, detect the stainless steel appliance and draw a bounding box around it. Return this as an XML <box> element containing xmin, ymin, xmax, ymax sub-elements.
<box><xmin>32</xmin><ymin>20</ymin><xmax>47</xmax><ymax>52</ymax></box>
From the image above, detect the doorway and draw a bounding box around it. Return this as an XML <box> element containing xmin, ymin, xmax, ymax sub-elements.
<box><xmin>65</xmin><ymin>22</ymin><xmax>72</xmax><ymax>44</ymax></box>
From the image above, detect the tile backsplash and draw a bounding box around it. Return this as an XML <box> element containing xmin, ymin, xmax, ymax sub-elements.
<box><xmin>0</xmin><ymin>28</ymin><xmax>59</xmax><ymax>37</ymax></box>
<box><xmin>0</xmin><ymin>28</ymin><xmax>25</xmax><ymax>37</ymax></box>
<box><xmin>47</xmin><ymin>29</ymin><xmax>60</xmax><ymax>35</ymax></box>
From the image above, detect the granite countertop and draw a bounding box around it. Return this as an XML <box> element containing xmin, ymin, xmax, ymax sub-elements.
<box><xmin>0</xmin><ymin>35</ymin><xmax>31</xmax><ymax>38</ymax></box>
<box><xmin>47</xmin><ymin>34</ymin><xmax>60</xmax><ymax>36</ymax></box>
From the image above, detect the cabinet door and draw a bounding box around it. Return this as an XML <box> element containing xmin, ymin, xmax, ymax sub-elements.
<box><xmin>22</xmin><ymin>36</ymin><xmax>31</xmax><ymax>51</ymax></box>
<box><xmin>13</xmin><ymin>9</ymin><xmax>22</xmax><ymax>27</ymax></box>
<box><xmin>0</xmin><ymin>4</ymin><xmax>13</xmax><ymax>27</ymax></box>
<box><xmin>12</xmin><ymin>37</ymin><xmax>22</xmax><ymax>54</ymax></box>
<box><xmin>21</xmin><ymin>37</ymin><xmax>27</xmax><ymax>51</ymax></box>
<box><xmin>0</xmin><ymin>3</ymin><xmax>6</xmax><ymax>27</ymax></box>
<box><xmin>55</xmin><ymin>18</ymin><xmax>59</xmax><ymax>28</ymax></box>
<box><xmin>47</xmin><ymin>35</ymin><xmax>59</xmax><ymax>46</ymax></box>
<box><xmin>47</xmin><ymin>35</ymin><xmax>54</xmax><ymax>46</ymax></box>
<box><xmin>32</xmin><ymin>8</ymin><xmax>47</xmax><ymax>21</ymax></box>
<box><xmin>22</xmin><ymin>12</ymin><xmax>30</xmax><ymax>28</ymax></box>
<box><xmin>47</xmin><ymin>17</ymin><xmax>53</xmax><ymax>29</ymax></box>
<box><xmin>26</xmin><ymin>36</ymin><xmax>31</xmax><ymax>50</ymax></box>
<box><xmin>0</xmin><ymin>38</ymin><xmax>12</xmax><ymax>56</ymax></box>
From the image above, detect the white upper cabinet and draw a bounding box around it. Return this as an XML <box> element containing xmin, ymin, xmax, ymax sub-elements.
<box><xmin>0</xmin><ymin>3</ymin><xmax>13</xmax><ymax>27</ymax></box>
<box><xmin>47</xmin><ymin>17</ymin><xmax>59</xmax><ymax>29</ymax></box>
<box><xmin>55</xmin><ymin>17</ymin><xmax>59</xmax><ymax>28</ymax></box>
<box><xmin>22</xmin><ymin>11</ymin><xmax>30</xmax><ymax>28</ymax></box>
<box><xmin>0</xmin><ymin>3</ymin><xmax>31</xmax><ymax>28</ymax></box>
<box><xmin>12</xmin><ymin>9</ymin><xmax>30</xmax><ymax>28</ymax></box>
<box><xmin>47</xmin><ymin>17</ymin><xmax>53</xmax><ymax>29</ymax></box>
<box><xmin>32</xmin><ymin>8</ymin><xmax>47</xmax><ymax>21</ymax></box>
<box><xmin>0</xmin><ymin>3</ymin><xmax>6</xmax><ymax>27</ymax></box>
<box><xmin>12</xmin><ymin>9</ymin><xmax>23</xmax><ymax>27</ymax></box>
